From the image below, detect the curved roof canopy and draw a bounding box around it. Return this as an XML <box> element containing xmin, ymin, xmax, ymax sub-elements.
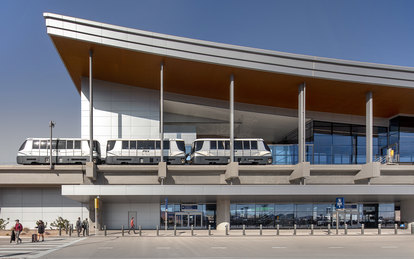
<box><xmin>44</xmin><ymin>13</ymin><xmax>414</xmax><ymax>118</ymax></box>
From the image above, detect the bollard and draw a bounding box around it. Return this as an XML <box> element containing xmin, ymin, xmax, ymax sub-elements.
<box><xmin>69</xmin><ymin>226</ymin><xmax>72</xmax><ymax>237</ymax></box>
<box><xmin>310</xmin><ymin>224</ymin><xmax>314</xmax><ymax>235</ymax></box>
<box><xmin>104</xmin><ymin>225</ymin><xmax>107</xmax><ymax>236</ymax></box>
<box><xmin>208</xmin><ymin>225</ymin><xmax>211</xmax><ymax>236</ymax></box>
<box><xmin>293</xmin><ymin>224</ymin><xmax>297</xmax><ymax>235</ymax></box>
<box><xmin>327</xmin><ymin>224</ymin><xmax>331</xmax><ymax>235</ymax></box>
<box><xmin>411</xmin><ymin>223</ymin><xmax>414</xmax><ymax>235</ymax></box>
<box><xmin>276</xmin><ymin>224</ymin><xmax>280</xmax><ymax>236</ymax></box>
<box><xmin>65</xmin><ymin>223</ymin><xmax>68</xmax><ymax>234</ymax></box>
<box><xmin>156</xmin><ymin>225</ymin><xmax>159</xmax><ymax>236</ymax></box>
<box><xmin>394</xmin><ymin>224</ymin><xmax>398</xmax><ymax>235</ymax></box>
<box><xmin>378</xmin><ymin>223</ymin><xmax>381</xmax><ymax>235</ymax></box>
<box><xmin>71</xmin><ymin>224</ymin><xmax>74</xmax><ymax>234</ymax></box>
<box><xmin>242</xmin><ymin>224</ymin><xmax>246</xmax><ymax>236</ymax></box>
<box><xmin>361</xmin><ymin>224</ymin><xmax>364</xmax><ymax>235</ymax></box>
<box><xmin>122</xmin><ymin>225</ymin><xmax>124</xmax><ymax>236</ymax></box>
<box><xmin>225</xmin><ymin>224</ymin><xmax>229</xmax><ymax>236</ymax></box>
<box><xmin>259</xmin><ymin>224</ymin><xmax>262</xmax><ymax>236</ymax></box>
<box><xmin>59</xmin><ymin>225</ymin><xmax>62</xmax><ymax>236</ymax></box>
<box><xmin>336</xmin><ymin>222</ymin><xmax>339</xmax><ymax>235</ymax></box>
<box><xmin>191</xmin><ymin>225</ymin><xmax>194</xmax><ymax>236</ymax></box>
<box><xmin>174</xmin><ymin>224</ymin><xmax>177</xmax><ymax>236</ymax></box>
<box><xmin>139</xmin><ymin>225</ymin><xmax>142</xmax><ymax>236</ymax></box>
<box><xmin>344</xmin><ymin>223</ymin><xmax>348</xmax><ymax>235</ymax></box>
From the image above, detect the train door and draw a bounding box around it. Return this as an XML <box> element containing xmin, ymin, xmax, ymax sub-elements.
<box><xmin>242</xmin><ymin>140</ymin><xmax>251</xmax><ymax>157</ymax></box>
<box><xmin>66</xmin><ymin>140</ymin><xmax>74</xmax><ymax>158</ymax></box>
<box><xmin>147</xmin><ymin>140</ymin><xmax>156</xmax><ymax>158</ymax></box>
<box><xmin>129</xmin><ymin>141</ymin><xmax>137</xmax><ymax>157</ymax></box>
<box><xmin>31</xmin><ymin>139</ymin><xmax>40</xmax><ymax>158</ymax></box>
<box><xmin>39</xmin><ymin>140</ymin><xmax>47</xmax><ymax>160</ymax></box>
<box><xmin>250</xmin><ymin>140</ymin><xmax>259</xmax><ymax>157</ymax></box>
<box><xmin>74</xmin><ymin>140</ymin><xmax>82</xmax><ymax>158</ymax></box>
<box><xmin>209</xmin><ymin>140</ymin><xmax>218</xmax><ymax>157</ymax></box>
<box><xmin>234</xmin><ymin>140</ymin><xmax>242</xmax><ymax>161</ymax></box>
<box><xmin>217</xmin><ymin>140</ymin><xmax>226</xmax><ymax>158</ymax></box>
<box><xmin>57</xmin><ymin>140</ymin><xmax>67</xmax><ymax>163</ymax></box>
<box><xmin>121</xmin><ymin>140</ymin><xmax>130</xmax><ymax>157</ymax></box>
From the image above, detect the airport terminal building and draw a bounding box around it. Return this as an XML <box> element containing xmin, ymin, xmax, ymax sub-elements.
<box><xmin>2</xmin><ymin>13</ymin><xmax>414</xmax><ymax>231</ymax></box>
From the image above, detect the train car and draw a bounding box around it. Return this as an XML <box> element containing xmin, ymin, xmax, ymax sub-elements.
<box><xmin>105</xmin><ymin>139</ymin><xmax>186</xmax><ymax>165</ymax></box>
<box><xmin>16</xmin><ymin>138</ymin><xmax>101</xmax><ymax>165</ymax></box>
<box><xmin>190</xmin><ymin>138</ymin><xmax>272</xmax><ymax>165</ymax></box>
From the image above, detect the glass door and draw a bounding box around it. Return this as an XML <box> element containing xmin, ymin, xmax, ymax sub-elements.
<box><xmin>175</xmin><ymin>212</ymin><xmax>189</xmax><ymax>228</ymax></box>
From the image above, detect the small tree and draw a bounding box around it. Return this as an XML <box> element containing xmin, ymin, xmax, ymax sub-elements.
<box><xmin>50</xmin><ymin>217</ymin><xmax>69</xmax><ymax>230</ymax></box>
<box><xmin>0</xmin><ymin>218</ymin><xmax>9</xmax><ymax>230</ymax></box>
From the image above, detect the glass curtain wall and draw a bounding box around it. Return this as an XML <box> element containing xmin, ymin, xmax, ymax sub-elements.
<box><xmin>389</xmin><ymin>116</ymin><xmax>414</xmax><ymax>163</ymax></box>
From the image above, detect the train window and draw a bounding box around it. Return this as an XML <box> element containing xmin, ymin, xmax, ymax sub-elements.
<box><xmin>47</xmin><ymin>140</ymin><xmax>57</xmax><ymax>149</ymax></box>
<box><xmin>176</xmin><ymin>141</ymin><xmax>185</xmax><ymax>152</ymax></box>
<box><xmin>264</xmin><ymin>142</ymin><xmax>271</xmax><ymax>151</ymax></box>
<box><xmin>58</xmin><ymin>140</ymin><xmax>66</xmax><ymax>149</ymax></box>
<box><xmin>251</xmin><ymin>141</ymin><xmax>258</xmax><ymax>149</ymax></box>
<box><xmin>234</xmin><ymin>141</ymin><xmax>242</xmax><ymax>150</ymax></box>
<box><xmin>107</xmin><ymin>141</ymin><xmax>116</xmax><ymax>151</ymax></box>
<box><xmin>210</xmin><ymin>141</ymin><xmax>217</xmax><ymax>150</ymax></box>
<box><xmin>137</xmin><ymin>141</ymin><xmax>145</xmax><ymax>149</ymax></box>
<box><xmin>94</xmin><ymin>141</ymin><xmax>100</xmax><ymax>153</ymax></box>
<box><xmin>195</xmin><ymin>141</ymin><xmax>203</xmax><ymax>151</ymax></box>
<box><xmin>67</xmin><ymin>140</ymin><xmax>74</xmax><ymax>149</ymax></box>
<box><xmin>217</xmin><ymin>141</ymin><xmax>224</xmax><ymax>150</ymax></box>
<box><xmin>157</xmin><ymin>141</ymin><xmax>170</xmax><ymax>150</ymax></box>
<box><xmin>122</xmin><ymin>141</ymin><xmax>129</xmax><ymax>149</ymax></box>
<box><xmin>225</xmin><ymin>141</ymin><xmax>230</xmax><ymax>150</ymax></box>
<box><xmin>32</xmin><ymin>140</ymin><xmax>39</xmax><ymax>149</ymax></box>
<box><xmin>243</xmin><ymin>141</ymin><xmax>250</xmax><ymax>150</ymax></box>
<box><xmin>75</xmin><ymin>141</ymin><xmax>81</xmax><ymax>149</ymax></box>
<box><xmin>18</xmin><ymin>140</ymin><xmax>27</xmax><ymax>151</ymax></box>
<box><xmin>130</xmin><ymin>141</ymin><xmax>137</xmax><ymax>149</ymax></box>
<box><xmin>40</xmin><ymin>140</ymin><xmax>47</xmax><ymax>149</ymax></box>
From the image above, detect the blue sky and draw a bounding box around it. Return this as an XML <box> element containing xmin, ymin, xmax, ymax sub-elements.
<box><xmin>0</xmin><ymin>0</ymin><xmax>413</xmax><ymax>164</ymax></box>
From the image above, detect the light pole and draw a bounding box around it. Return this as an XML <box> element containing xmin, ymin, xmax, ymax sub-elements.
<box><xmin>49</xmin><ymin>121</ymin><xmax>55</xmax><ymax>169</ymax></box>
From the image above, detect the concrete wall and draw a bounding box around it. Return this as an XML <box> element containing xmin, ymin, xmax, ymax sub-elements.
<box><xmin>0</xmin><ymin>187</ymin><xmax>88</xmax><ymax>229</ymax></box>
<box><xmin>102</xmin><ymin>202</ymin><xmax>160</xmax><ymax>229</ymax></box>
<box><xmin>81</xmin><ymin>78</ymin><xmax>160</xmax><ymax>157</ymax></box>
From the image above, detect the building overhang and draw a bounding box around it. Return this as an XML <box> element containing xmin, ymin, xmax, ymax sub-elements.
<box><xmin>61</xmin><ymin>184</ymin><xmax>414</xmax><ymax>203</ymax></box>
<box><xmin>44</xmin><ymin>13</ymin><xmax>414</xmax><ymax>118</ymax></box>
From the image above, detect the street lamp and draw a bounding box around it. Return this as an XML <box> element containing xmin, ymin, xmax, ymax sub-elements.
<box><xmin>49</xmin><ymin>121</ymin><xmax>55</xmax><ymax>169</ymax></box>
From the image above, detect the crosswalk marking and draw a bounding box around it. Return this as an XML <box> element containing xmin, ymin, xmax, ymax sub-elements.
<box><xmin>0</xmin><ymin>237</ymin><xmax>86</xmax><ymax>258</ymax></box>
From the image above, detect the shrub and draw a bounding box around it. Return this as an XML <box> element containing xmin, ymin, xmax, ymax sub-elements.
<box><xmin>50</xmin><ymin>217</ymin><xmax>70</xmax><ymax>231</ymax></box>
<box><xmin>23</xmin><ymin>227</ymin><xmax>30</xmax><ymax>233</ymax></box>
<box><xmin>0</xmin><ymin>218</ymin><xmax>9</xmax><ymax>230</ymax></box>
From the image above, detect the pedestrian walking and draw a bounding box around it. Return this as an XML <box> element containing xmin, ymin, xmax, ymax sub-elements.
<box><xmin>76</xmin><ymin>217</ymin><xmax>82</xmax><ymax>237</ymax></box>
<box><xmin>14</xmin><ymin>219</ymin><xmax>23</xmax><ymax>244</ymax></box>
<box><xmin>82</xmin><ymin>218</ymin><xmax>89</xmax><ymax>236</ymax></box>
<box><xmin>128</xmin><ymin>217</ymin><xmax>137</xmax><ymax>234</ymax></box>
<box><xmin>37</xmin><ymin>220</ymin><xmax>45</xmax><ymax>242</ymax></box>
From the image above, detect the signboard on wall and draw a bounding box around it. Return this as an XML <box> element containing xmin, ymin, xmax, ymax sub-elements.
<box><xmin>181</xmin><ymin>204</ymin><xmax>198</xmax><ymax>211</ymax></box>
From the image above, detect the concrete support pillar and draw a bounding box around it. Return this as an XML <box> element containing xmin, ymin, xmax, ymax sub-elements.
<box><xmin>298</xmin><ymin>83</ymin><xmax>306</xmax><ymax>163</ymax></box>
<box><xmin>401</xmin><ymin>200</ymin><xmax>414</xmax><ymax>231</ymax></box>
<box><xmin>230</xmin><ymin>74</ymin><xmax>234</xmax><ymax>163</ymax></box>
<box><xmin>216</xmin><ymin>198</ymin><xmax>230</xmax><ymax>231</ymax></box>
<box><xmin>94</xmin><ymin>196</ymin><xmax>101</xmax><ymax>235</ymax></box>
<box><xmin>366</xmin><ymin>91</ymin><xmax>373</xmax><ymax>163</ymax></box>
<box><xmin>89</xmin><ymin>49</ymin><xmax>94</xmax><ymax>163</ymax></box>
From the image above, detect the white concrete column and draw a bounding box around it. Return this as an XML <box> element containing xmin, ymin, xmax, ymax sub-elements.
<box><xmin>89</xmin><ymin>50</ymin><xmax>94</xmax><ymax>163</ymax></box>
<box><xmin>401</xmin><ymin>200</ymin><xmax>414</xmax><ymax>231</ymax></box>
<box><xmin>366</xmin><ymin>91</ymin><xmax>373</xmax><ymax>163</ymax></box>
<box><xmin>298</xmin><ymin>83</ymin><xmax>306</xmax><ymax>163</ymax></box>
<box><xmin>94</xmin><ymin>196</ymin><xmax>100</xmax><ymax>235</ymax></box>
<box><xmin>216</xmin><ymin>198</ymin><xmax>230</xmax><ymax>230</ymax></box>
<box><xmin>230</xmin><ymin>74</ymin><xmax>234</xmax><ymax>163</ymax></box>
<box><xmin>160</xmin><ymin>62</ymin><xmax>164</xmax><ymax>162</ymax></box>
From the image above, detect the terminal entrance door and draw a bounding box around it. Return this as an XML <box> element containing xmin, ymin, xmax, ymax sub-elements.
<box><xmin>175</xmin><ymin>212</ymin><xmax>203</xmax><ymax>229</ymax></box>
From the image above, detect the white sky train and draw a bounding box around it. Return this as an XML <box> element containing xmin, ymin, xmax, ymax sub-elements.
<box><xmin>190</xmin><ymin>138</ymin><xmax>272</xmax><ymax>165</ymax></box>
<box><xmin>105</xmin><ymin>139</ymin><xmax>187</xmax><ymax>165</ymax></box>
<box><xmin>16</xmin><ymin>138</ymin><xmax>101</xmax><ymax>165</ymax></box>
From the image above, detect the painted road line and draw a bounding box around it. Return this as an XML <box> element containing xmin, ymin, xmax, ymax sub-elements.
<box><xmin>32</xmin><ymin>237</ymin><xmax>86</xmax><ymax>258</ymax></box>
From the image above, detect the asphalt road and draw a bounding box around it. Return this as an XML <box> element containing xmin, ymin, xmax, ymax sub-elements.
<box><xmin>37</xmin><ymin>235</ymin><xmax>414</xmax><ymax>259</ymax></box>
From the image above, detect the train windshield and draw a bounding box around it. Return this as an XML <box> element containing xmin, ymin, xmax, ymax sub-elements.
<box><xmin>18</xmin><ymin>140</ymin><xmax>27</xmax><ymax>151</ymax></box>
<box><xmin>176</xmin><ymin>141</ymin><xmax>185</xmax><ymax>152</ymax></box>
